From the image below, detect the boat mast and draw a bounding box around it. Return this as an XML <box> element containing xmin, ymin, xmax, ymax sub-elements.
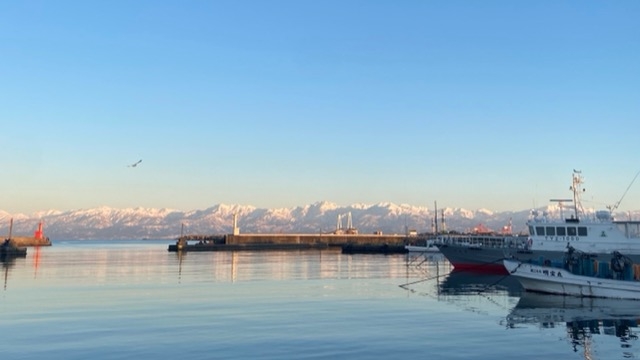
<box><xmin>570</xmin><ymin>170</ymin><xmax>586</xmax><ymax>220</ymax></box>
<box><xmin>8</xmin><ymin>218</ymin><xmax>13</xmax><ymax>240</ymax></box>
<box><xmin>434</xmin><ymin>201</ymin><xmax>438</xmax><ymax>234</ymax></box>
<box><xmin>549</xmin><ymin>199</ymin><xmax>572</xmax><ymax>220</ymax></box>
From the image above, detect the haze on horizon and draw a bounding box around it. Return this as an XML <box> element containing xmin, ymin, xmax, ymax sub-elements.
<box><xmin>1</xmin><ymin>1</ymin><xmax>639</xmax><ymax>215</ymax></box>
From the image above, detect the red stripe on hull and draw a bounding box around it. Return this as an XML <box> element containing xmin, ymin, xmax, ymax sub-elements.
<box><xmin>450</xmin><ymin>262</ymin><xmax>508</xmax><ymax>275</ymax></box>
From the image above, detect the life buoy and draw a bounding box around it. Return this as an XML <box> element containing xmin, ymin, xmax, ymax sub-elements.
<box><xmin>527</xmin><ymin>237</ymin><xmax>533</xmax><ymax>248</ymax></box>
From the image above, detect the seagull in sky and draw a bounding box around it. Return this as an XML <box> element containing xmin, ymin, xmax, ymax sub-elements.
<box><xmin>128</xmin><ymin>159</ymin><xmax>142</xmax><ymax>168</ymax></box>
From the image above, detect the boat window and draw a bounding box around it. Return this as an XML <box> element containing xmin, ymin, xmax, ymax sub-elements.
<box><xmin>528</xmin><ymin>226</ymin><xmax>535</xmax><ymax>235</ymax></box>
<box><xmin>617</xmin><ymin>223</ymin><xmax>640</xmax><ymax>238</ymax></box>
<box><xmin>578</xmin><ymin>227</ymin><xmax>587</xmax><ymax>236</ymax></box>
<box><xmin>556</xmin><ymin>227</ymin><xmax>566</xmax><ymax>236</ymax></box>
<box><xmin>545</xmin><ymin>226</ymin><xmax>555</xmax><ymax>236</ymax></box>
<box><xmin>535</xmin><ymin>226</ymin><xmax>545</xmax><ymax>236</ymax></box>
<box><xmin>567</xmin><ymin>227</ymin><xmax>577</xmax><ymax>236</ymax></box>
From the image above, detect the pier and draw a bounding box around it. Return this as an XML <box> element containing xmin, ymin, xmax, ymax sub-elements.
<box><xmin>4</xmin><ymin>219</ymin><xmax>52</xmax><ymax>247</ymax></box>
<box><xmin>168</xmin><ymin>233</ymin><xmax>422</xmax><ymax>254</ymax></box>
<box><xmin>8</xmin><ymin>236</ymin><xmax>52</xmax><ymax>247</ymax></box>
<box><xmin>167</xmin><ymin>212</ymin><xmax>428</xmax><ymax>254</ymax></box>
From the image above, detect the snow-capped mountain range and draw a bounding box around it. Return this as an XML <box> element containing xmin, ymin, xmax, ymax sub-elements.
<box><xmin>0</xmin><ymin>202</ymin><xmax>636</xmax><ymax>240</ymax></box>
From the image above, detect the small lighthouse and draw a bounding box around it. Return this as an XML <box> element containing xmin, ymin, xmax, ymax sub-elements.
<box><xmin>34</xmin><ymin>221</ymin><xmax>44</xmax><ymax>239</ymax></box>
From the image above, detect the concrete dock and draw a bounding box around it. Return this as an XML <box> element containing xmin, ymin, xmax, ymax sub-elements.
<box><xmin>168</xmin><ymin>233</ymin><xmax>421</xmax><ymax>253</ymax></box>
<box><xmin>4</xmin><ymin>220</ymin><xmax>52</xmax><ymax>247</ymax></box>
<box><xmin>9</xmin><ymin>236</ymin><xmax>52</xmax><ymax>247</ymax></box>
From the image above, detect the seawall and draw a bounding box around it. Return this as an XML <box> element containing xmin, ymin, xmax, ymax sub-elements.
<box><xmin>225</xmin><ymin>233</ymin><xmax>409</xmax><ymax>246</ymax></box>
<box><xmin>9</xmin><ymin>237</ymin><xmax>52</xmax><ymax>247</ymax></box>
<box><xmin>167</xmin><ymin>232</ymin><xmax>423</xmax><ymax>252</ymax></box>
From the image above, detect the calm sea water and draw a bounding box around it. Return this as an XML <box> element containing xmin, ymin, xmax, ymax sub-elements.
<box><xmin>1</xmin><ymin>240</ymin><xmax>638</xmax><ymax>359</ymax></box>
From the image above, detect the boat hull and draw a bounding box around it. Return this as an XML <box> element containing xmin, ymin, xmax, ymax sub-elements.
<box><xmin>0</xmin><ymin>246</ymin><xmax>27</xmax><ymax>259</ymax></box>
<box><xmin>439</xmin><ymin>244</ymin><xmax>640</xmax><ymax>275</ymax></box>
<box><xmin>504</xmin><ymin>259</ymin><xmax>640</xmax><ymax>300</ymax></box>
<box><xmin>437</xmin><ymin>244</ymin><xmax>562</xmax><ymax>274</ymax></box>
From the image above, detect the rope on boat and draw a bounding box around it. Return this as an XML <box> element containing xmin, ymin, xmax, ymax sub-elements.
<box><xmin>399</xmin><ymin>258</ymin><xmax>516</xmax><ymax>313</ymax></box>
<box><xmin>398</xmin><ymin>272</ymin><xmax>452</xmax><ymax>290</ymax></box>
<box><xmin>467</xmin><ymin>257</ymin><xmax>522</xmax><ymax>295</ymax></box>
<box><xmin>405</xmin><ymin>252</ymin><xmax>430</xmax><ymax>268</ymax></box>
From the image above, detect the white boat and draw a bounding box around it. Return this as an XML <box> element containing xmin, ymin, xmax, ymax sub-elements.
<box><xmin>504</xmin><ymin>250</ymin><xmax>640</xmax><ymax>300</ymax></box>
<box><xmin>404</xmin><ymin>240</ymin><xmax>440</xmax><ymax>253</ymax></box>
<box><xmin>439</xmin><ymin>170</ymin><xmax>640</xmax><ymax>273</ymax></box>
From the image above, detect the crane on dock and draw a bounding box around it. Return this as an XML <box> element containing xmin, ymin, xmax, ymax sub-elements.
<box><xmin>334</xmin><ymin>212</ymin><xmax>358</xmax><ymax>234</ymax></box>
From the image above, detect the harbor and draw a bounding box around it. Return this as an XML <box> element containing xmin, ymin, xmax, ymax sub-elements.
<box><xmin>168</xmin><ymin>212</ymin><xmax>425</xmax><ymax>253</ymax></box>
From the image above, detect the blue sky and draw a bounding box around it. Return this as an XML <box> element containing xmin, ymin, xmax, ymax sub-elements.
<box><xmin>1</xmin><ymin>1</ymin><xmax>639</xmax><ymax>214</ymax></box>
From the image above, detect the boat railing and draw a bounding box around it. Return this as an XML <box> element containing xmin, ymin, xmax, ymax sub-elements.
<box><xmin>437</xmin><ymin>234</ymin><xmax>527</xmax><ymax>249</ymax></box>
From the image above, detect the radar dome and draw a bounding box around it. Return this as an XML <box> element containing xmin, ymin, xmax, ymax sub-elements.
<box><xmin>596</xmin><ymin>210</ymin><xmax>611</xmax><ymax>221</ymax></box>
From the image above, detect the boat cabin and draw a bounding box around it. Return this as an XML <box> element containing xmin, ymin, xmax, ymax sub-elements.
<box><xmin>528</xmin><ymin>220</ymin><xmax>640</xmax><ymax>241</ymax></box>
<box><xmin>528</xmin><ymin>225</ymin><xmax>588</xmax><ymax>238</ymax></box>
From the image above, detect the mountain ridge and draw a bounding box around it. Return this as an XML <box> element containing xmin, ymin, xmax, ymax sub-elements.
<box><xmin>0</xmin><ymin>202</ymin><xmax>635</xmax><ymax>240</ymax></box>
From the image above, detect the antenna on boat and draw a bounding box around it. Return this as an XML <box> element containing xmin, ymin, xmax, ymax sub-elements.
<box><xmin>608</xmin><ymin>168</ymin><xmax>640</xmax><ymax>213</ymax></box>
<box><xmin>434</xmin><ymin>201</ymin><xmax>438</xmax><ymax>234</ymax></box>
<box><xmin>549</xmin><ymin>199</ymin><xmax>573</xmax><ymax>220</ymax></box>
<box><xmin>569</xmin><ymin>170</ymin><xmax>586</xmax><ymax>220</ymax></box>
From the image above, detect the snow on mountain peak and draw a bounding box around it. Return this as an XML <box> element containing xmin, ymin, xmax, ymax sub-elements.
<box><xmin>477</xmin><ymin>208</ymin><xmax>494</xmax><ymax>216</ymax></box>
<box><xmin>0</xmin><ymin>202</ymin><xmax>564</xmax><ymax>240</ymax></box>
<box><xmin>312</xmin><ymin>201</ymin><xmax>339</xmax><ymax>211</ymax></box>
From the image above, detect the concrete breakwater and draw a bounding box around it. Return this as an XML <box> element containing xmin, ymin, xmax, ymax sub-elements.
<box><xmin>226</xmin><ymin>233</ymin><xmax>408</xmax><ymax>246</ymax></box>
<box><xmin>168</xmin><ymin>233</ymin><xmax>421</xmax><ymax>253</ymax></box>
<box><xmin>4</xmin><ymin>220</ymin><xmax>51</xmax><ymax>247</ymax></box>
<box><xmin>8</xmin><ymin>236</ymin><xmax>52</xmax><ymax>247</ymax></box>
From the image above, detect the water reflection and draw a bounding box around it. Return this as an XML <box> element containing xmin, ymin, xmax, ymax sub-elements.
<box><xmin>32</xmin><ymin>246</ymin><xmax>41</xmax><ymax>278</ymax></box>
<box><xmin>399</xmin><ymin>253</ymin><xmax>522</xmax><ymax>297</ymax></box>
<box><xmin>1</xmin><ymin>254</ymin><xmax>23</xmax><ymax>290</ymax></box>
<box><xmin>403</xmin><ymin>252</ymin><xmax>450</xmax><ymax>282</ymax></box>
<box><xmin>507</xmin><ymin>292</ymin><xmax>640</xmax><ymax>355</ymax></box>
<box><xmin>399</xmin><ymin>254</ymin><xmax>520</xmax><ymax>317</ymax></box>
<box><xmin>440</xmin><ymin>270</ymin><xmax>523</xmax><ymax>296</ymax></box>
<box><xmin>171</xmin><ymin>249</ymin><xmax>420</xmax><ymax>282</ymax></box>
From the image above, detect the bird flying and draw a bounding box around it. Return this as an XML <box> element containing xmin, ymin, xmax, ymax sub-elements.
<box><xmin>128</xmin><ymin>159</ymin><xmax>142</xmax><ymax>168</ymax></box>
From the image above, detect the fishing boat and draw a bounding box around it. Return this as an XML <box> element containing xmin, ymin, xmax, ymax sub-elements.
<box><xmin>436</xmin><ymin>232</ymin><xmax>528</xmax><ymax>273</ymax></box>
<box><xmin>438</xmin><ymin>170</ymin><xmax>640</xmax><ymax>274</ymax></box>
<box><xmin>1</xmin><ymin>219</ymin><xmax>27</xmax><ymax>259</ymax></box>
<box><xmin>504</xmin><ymin>247</ymin><xmax>640</xmax><ymax>300</ymax></box>
<box><xmin>1</xmin><ymin>239</ymin><xmax>27</xmax><ymax>259</ymax></box>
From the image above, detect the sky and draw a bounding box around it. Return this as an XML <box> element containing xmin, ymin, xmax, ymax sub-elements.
<box><xmin>1</xmin><ymin>1</ymin><xmax>639</xmax><ymax>215</ymax></box>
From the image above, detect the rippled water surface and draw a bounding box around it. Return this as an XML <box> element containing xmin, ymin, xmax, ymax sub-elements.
<box><xmin>1</xmin><ymin>240</ymin><xmax>638</xmax><ymax>359</ymax></box>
